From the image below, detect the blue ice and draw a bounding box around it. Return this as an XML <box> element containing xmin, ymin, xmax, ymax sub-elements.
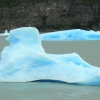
<box><xmin>41</xmin><ymin>29</ymin><xmax>100</xmax><ymax>41</ymax></box>
<box><xmin>0</xmin><ymin>27</ymin><xmax>100</xmax><ymax>85</ymax></box>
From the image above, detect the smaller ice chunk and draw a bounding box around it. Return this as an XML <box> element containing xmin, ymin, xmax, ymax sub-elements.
<box><xmin>41</xmin><ymin>29</ymin><xmax>100</xmax><ymax>41</ymax></box>
<box><xmin>0</xmin><ymin>30</ymin><xmax>9</xmax><ymax>36</ymax></box>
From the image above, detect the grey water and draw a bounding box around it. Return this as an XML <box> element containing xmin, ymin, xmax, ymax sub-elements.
<box><xmin>0</xmin><ymin>82</ymin><xmax>100</xmax><ymax>100</ymax></box>
<box><xmin>0</xmin><ymin>36</ymin><xmax>100</xmax><ymax>100</ymax></box>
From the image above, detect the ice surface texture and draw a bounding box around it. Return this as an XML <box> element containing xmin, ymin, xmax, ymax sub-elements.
<box><xmin>41</xmin><ymin>29</ymin><xmax>100</xmax><ymax>41</ymax></box>
<box><xmin>0</xmin><ymin>27</ymin><xmax>100</xmax><ymax>85</ymax></box>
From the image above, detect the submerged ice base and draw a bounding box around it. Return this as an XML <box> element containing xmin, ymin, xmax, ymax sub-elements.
<box><xmin>0</xmin><ymin>27</ymin><xmax>100</xmax><ymax>85</ymax></box>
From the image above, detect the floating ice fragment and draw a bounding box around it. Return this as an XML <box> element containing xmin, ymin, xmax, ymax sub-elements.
<box><xmin>41</xmin><ymin>29</ymin><xmax>100</xmax><ymax>41</ymax></box>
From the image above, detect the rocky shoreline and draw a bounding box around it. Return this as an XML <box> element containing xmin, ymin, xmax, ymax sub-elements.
<box><xmin>0</xmin><ymin>0</ymin><xmax>100</xmax><ymax>33</ymax></box>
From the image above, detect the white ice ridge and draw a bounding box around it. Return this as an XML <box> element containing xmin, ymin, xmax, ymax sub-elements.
<box><xmin>41</xmin><ymin>29</ymin><xmax>100</xmax><ymax>41</ymax></box>
<box><xmin>0</xmin><ymin>27</ymin><xmax>100</xmax><ymax>85</ymax></box>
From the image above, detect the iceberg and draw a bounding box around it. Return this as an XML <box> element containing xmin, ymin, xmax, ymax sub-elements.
<box><xmin>0</xmin><ymin>30</ymin><xmax>9</xmax><ymax>36</ymax></box>
<box><xmin>0</xmin><ymin>27</ymin><xmax>100</xmax><ymax>85</ymax></box>
<box><xmin>41</xmin><ymin>29</ymin><xmax>100</xmax><ymax>41</ymax></box>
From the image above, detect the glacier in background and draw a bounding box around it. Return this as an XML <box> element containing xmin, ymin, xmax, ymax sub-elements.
<box><xmin>0</xmin><ymin>27</ymin><xmax>100</xmax><ymax>85</ymax></box>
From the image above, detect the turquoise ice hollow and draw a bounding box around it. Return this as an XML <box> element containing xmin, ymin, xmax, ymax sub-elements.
<box><xmin>0</xmin><ymin>27</ymin><xmax>100</xmax><ymax>85</ymax></box>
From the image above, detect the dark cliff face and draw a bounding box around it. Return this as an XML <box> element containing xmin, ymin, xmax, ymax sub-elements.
<box><xmin>0</xmin><ymin>0</ymin><xmax>100</xmax><ymax>33</ymax></box>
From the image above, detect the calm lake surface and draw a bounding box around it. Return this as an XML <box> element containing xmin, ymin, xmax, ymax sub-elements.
<box><xmin>0</xmin><ymin>36</ymin><xmax>100</xmax><ymax>100</ymax></box>
<box><xmin>0</xmin><ymin>82</ymin><xmax>100</xmax><ymax>100</ymax></box>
